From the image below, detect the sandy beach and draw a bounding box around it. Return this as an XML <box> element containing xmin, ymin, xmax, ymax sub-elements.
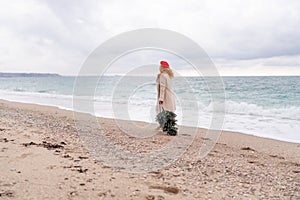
<box><xmin>0</xmin><ymin>99</ymin><xmax>299</xmax><ymax>199</ymax></box>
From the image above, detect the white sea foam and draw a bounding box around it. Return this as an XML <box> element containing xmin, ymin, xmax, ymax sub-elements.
<box><xmin>205</xmin><ymin>100</ymin><xmax>300</xmax><ymax>120</ymax></box>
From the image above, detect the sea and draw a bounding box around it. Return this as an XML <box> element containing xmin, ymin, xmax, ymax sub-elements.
<box><xmin>0</xmin><ymin>75</ymin><xmax>299</xmax><ymax>143</ymax></box>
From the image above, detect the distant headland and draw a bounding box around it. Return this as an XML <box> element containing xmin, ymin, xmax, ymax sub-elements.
<box><xmin>0</xmin><ymin>72</ymin><xmax>61</xmax><ymax>77</ymax></box>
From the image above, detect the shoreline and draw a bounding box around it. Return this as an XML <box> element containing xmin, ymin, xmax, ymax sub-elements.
<box><xmin>0</xmin><ymin>99</ymin><xmax>299</xmax><ymax>199</ymax></box>
<box><xmin>1</xmin><ymin>97</ymin><xmax>299</xmax><ymax>145</ymax></box>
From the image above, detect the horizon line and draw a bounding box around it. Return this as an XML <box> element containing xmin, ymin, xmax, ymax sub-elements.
<box><xmin>1</xmin><ymin>72</ymin><xmax>300</xmax><ymax>77</ymax></box>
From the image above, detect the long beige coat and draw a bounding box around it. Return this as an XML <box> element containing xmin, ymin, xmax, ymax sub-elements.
<box><xmin>156</xmin><ymin>73</ymin><xmax>176</xmax><ymax>113</ymax></box>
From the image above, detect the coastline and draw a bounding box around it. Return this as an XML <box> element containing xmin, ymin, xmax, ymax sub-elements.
<box><xmin>0</xmin><ymin>99</ymin><xmax>299</xmax><ymax>199</ymax></box>
<box><xmin>1</xmin><ymin>94</ymin><xmax>299</xmax><ymax>145</ymax></box>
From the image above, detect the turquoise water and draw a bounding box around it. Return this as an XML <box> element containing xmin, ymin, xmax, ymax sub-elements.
<box><xmin>0</xmin><ymin>76</ymin><xmax>299</xmax><ymax>143</ymax></box>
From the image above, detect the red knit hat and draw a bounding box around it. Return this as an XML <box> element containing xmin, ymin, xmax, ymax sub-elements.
<box><xmin>160</xmin><ymin>60</ymin><xmax>169</xmax><ymax>68</ymax></box>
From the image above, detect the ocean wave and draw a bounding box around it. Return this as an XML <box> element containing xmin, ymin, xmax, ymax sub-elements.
<box><xmin>3</xmin><ymin>89</ymin><xmax>300</xmax><ymax>122</ymax></box>
<box><xmin>13</xmin><ymin>88</ymin><xmax>25</xmax><ymax>92</ymax></box>
<box><xmin>37</xmin><ymin>90</ymin><xmax>52</xmax><ymax>93</ymax></box>
<box><xmin>0</xmin><ymin>90</ymin><xmax>72</xmax><ymax>100</ymax></box>
<box><xmin>204</xmin><ymin>100</ymin><xmax>300</xmax><ymax>121</ymax></box>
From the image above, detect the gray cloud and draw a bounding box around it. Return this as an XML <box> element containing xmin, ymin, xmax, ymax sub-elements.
<box><xmin>0</xmin><ymin>0</ymin><xmax>299</xmax><ymax>75</ymax></box>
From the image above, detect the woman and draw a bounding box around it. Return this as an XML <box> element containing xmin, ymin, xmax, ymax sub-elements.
<box><xmin>156</xmin><ymin>60</ymin><xmax>176</xmax><ymax>114</ymax></box>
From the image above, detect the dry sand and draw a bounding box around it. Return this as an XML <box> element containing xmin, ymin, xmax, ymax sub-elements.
<box><xmin>0</xmin><ymin>99</ymin><xmax>299</xmax><ymax>199</ymax></box>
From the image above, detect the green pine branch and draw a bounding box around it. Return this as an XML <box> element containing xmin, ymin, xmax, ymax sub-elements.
<box><xmin>156</xmin><ymin>108</ymin><xmax>178</xmax><ymax>136</ymax></box>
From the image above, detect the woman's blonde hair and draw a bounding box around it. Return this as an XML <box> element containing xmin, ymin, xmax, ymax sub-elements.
<box><xmin>160</xmin><ymin>66</ymin><xmax>174</xmax><ymax>78</ymax></box>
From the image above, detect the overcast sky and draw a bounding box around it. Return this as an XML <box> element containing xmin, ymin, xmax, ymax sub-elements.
<box><xmin>0</xmin><ymin>0</ymin><xmax>300</xmax><ymax>76</ymax></box>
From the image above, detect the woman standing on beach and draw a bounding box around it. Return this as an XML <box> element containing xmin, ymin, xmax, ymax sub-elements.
<box><xmin>156</xmin><ymin>60</ymin><xmax>176</xmax><ymax>113</ymax></box>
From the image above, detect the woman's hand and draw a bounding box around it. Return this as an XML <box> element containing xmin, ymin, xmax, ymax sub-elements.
<box><xmin>159</xmin><ymin>100</ymin><xmax>163</xmax><ymax>105</ymax></box>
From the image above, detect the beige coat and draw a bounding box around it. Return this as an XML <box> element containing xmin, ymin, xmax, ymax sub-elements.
<box><xmin>156</xmin><ymin>73</ymin><xmax>176</xmax><ymax>113</ymax></box>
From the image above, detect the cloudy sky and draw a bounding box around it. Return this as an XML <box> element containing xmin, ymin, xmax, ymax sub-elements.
<box><xmin>0</xmin><ymin>0</ymin><xmax>300</xmax><ymax>76</ymax></box>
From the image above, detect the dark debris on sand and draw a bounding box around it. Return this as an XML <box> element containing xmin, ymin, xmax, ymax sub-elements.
<box><xmin>22</xmin><ymin>141</ymin><xmax>64</xmax><ymax>150</ymax></box>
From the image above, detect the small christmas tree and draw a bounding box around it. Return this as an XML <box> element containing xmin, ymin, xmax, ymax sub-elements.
<box><xmin>156</xmin><ymin>107</ymin><xmax>178</xmax><ymax>136</ymax></box>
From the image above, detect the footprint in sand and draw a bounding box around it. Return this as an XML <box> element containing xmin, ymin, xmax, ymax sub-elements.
<box><xmin>269</xmin><ymin>154</ymin><xmax>285</xmax><ymax>159</ymax></box>
<box><xmin>241</xmin><ymin>147</ymin><xmax>255</xmax><ymax>151</ymax></box>
<box><xmin>0</xmin><ymin>190</ymin><xmax>14</xmax><ymax>198</ymax></box>
<box><xmin>145</xmin><ymin>194</ymin><xmax>165</xmax><ymax>200</ymax></box>
<box><xmin>149</xmin><ymin>185</ymin><xmax>180</xmax><ymax>194</ymax></box>
<box><xmin>18</xmin><ymin>153</ymin><xmax>33</xmax><ymax>159</ymax></box>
